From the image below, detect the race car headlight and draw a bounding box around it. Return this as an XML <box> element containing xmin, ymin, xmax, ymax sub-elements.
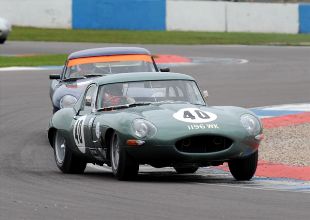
<box><xmin>240</xmin><ymin>114</ymin><xmax>261</xmax><ymax>136</ymax></box>
<box><xmin>132</xmin><ymin>119</ymin><xmax>157</xmax><ymax>139</ymax></box>
<box><xmin>60</xmin><ymin>95</ymin><xmax>77</xmax><ymax>108</ymax></box>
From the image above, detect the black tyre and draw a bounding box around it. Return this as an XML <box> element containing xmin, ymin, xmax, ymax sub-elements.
<box><xmin>110</xmin><ymin>132</ymin><xmax>139</xmax><ymax>180</ymax></box>
<box><xmin>53</xmin><ymin>131</ymin><xmax>86</xmax><ymax>174</ymax></box>
<box><xmin>174</xmin><ymin>166</ymin><xmax>199</xmax><ymax>174</ymax></box>
<box><xmin>0</xmin><ymin>38</ymin><xmax>6</xmax><ymax>44</ymax></box>
<box><xmin>228</xmin><ymin>151</ymin><xmax>258</xmax><ymax>181</ymax></box>
<box><xmin>53</xmin><ymin>107</ymin><xmax>59</xmax><ymax>114</ymax></box>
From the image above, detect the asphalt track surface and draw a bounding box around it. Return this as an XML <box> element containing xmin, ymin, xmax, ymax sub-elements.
<box><xmin>0</xmin><ymin>41</ymin><xmax>310</xmax><ymax>220</ymax></box>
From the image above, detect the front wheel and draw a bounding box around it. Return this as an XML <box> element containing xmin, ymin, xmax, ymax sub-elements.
<box><xmin>228</xmin><ymin>151</ymin><xmax>258</xmax><ymax>181</ymax></box>
<box><xmin>53</xmin><ymin>131</ymin><xmax>87</xmax><ymax>174</ymax></box>
<box><xmin>53</xmin><ymin>106</ymin><xmax>59</xmax><ymax>114</ymax></box>
<box><xmin>110</xmin><ymin>132</ymin><xmax>139</xmax><ymax>180</ymax></box>
<box><xmin>0</xmin><ymin>38</ymin><xmax>6</xmax><ymax>44</ymax></box>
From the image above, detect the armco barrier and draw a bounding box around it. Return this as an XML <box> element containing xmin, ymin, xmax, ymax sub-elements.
<box><xmin>299</xmin><ymin>4</ymin><xmax>310</xmax><ymax>33</ymax></box>
<box><xmin>72</xmin><ymin>0</ymin><xmax>166</xmax><ymax>30</ymax></box>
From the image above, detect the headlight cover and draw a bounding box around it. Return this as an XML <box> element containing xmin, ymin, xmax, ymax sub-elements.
<box><xmin>60</xmin><ymin>95</ymin><xmax>77</xmax><ymax>108</ymax></box>
<box><xmin>132</xmin><ymin>119</ymin><xmax>157</xmax><ymax>139</ymax></box>
<box><xmin>240</xmin><ymin>114</ymin><xmax>261</xmax><ymax>136</ymax></box>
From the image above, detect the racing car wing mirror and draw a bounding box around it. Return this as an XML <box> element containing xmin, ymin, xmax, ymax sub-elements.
<box><xmin>49</xmin><ymin>74</ymin><xmax>61</xmax><ymax>80</ymax></box>
<box><xmin>160</xmin><ymin>67</ymin><xmax>170</xmax><ymax>72</ymax></box>
<box><xmin>203</xmin><ymin>90</ymin><xmax>209</xmax><ymax>100</ymax></box>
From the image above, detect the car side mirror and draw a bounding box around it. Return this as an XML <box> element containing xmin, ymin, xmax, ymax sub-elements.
<box><xmin>160</xmin><ymin>68</ymin><xmax>170</xmax><ymax>72</ymax></box>
<box><xmin>49</xmin><ymin>74</ymin><xmax>61</xmax><ymax>80</ymax></box>
<box><xmin>85</xmin><ymin>96</ymin><xmax>92</xmax><ymax>106</ymax></box>
<box><xmin>203</xmin><ymin>90</ymin><xmax>209</xmax><ymax>100</ymax></box>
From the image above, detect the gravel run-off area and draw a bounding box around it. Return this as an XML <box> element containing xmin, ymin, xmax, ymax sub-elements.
<box><xmin>259</xmin><ymin>123</ymin><xmax>310</xmax><ymax>166</ymax></box>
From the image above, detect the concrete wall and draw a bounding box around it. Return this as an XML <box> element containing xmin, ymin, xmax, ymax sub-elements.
<box><xmin>0</xmin><ymin>0</ymin><xmax>309</xmax><ymax>34</ymax></box>
<box><xmin>227</xmin><ymin>3</ymin><xmax>299</xmax><ymax>33</ymax></box>
<box><xmin>167</xmin><ymin>1</ymin><xmax>226</xmax><ymax>32</ymax></box>
<box><xmin>0</xmin><ymin>0</ymin><xmax>72</xmax><ymax>28</ymax></box>
<box><xmin>167</xmin><ymin>0</ymin><xmax>299</xmax><ymax>34</ymax></box>
<box><xmin>72</xmin><ymin>0</ymin><xmax>166</xmax><ymax>30</ymax></box>
<box><xmin>299</xmin><ymin>4</ymin><xmax>310</xmax><ymax>33</ymax></box>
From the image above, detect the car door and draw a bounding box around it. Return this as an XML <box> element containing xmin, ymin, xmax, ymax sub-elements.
<box><xmin>71</xmin><ymin>84</ymin><xmax>97</xmax><ymax>154</ymax></box>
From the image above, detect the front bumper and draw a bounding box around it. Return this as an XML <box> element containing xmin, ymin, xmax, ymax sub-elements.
<box><xmin>125</xmin><ymin>137</ymin><xmax>260</xmax><ymax>166</ymax></box>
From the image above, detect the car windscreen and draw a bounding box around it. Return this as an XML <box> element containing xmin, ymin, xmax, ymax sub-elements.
<box><xmin>64</xmin><ymin>55</ymin><xmax>156</xmax><ymax>79</ymax></box>
<box><xmin>96</xmin><ymin>80</ymin><xmax>206</xmax><ymax>109</ymax></box>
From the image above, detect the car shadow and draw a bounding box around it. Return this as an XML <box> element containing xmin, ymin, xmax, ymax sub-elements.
<box><xmin>83</xmin><ymin>168</ymin><xmax>256</xmax><ymax>185</ymax></box>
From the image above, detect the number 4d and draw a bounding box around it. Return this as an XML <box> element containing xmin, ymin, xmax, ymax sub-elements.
<box><xmin>183</xmin><ymin>110</ymin><xmax>210</xmax><ymax>120</ymax></box>
<box><xmin>183</xmin><ymin>110</ymin><xmax>195</xmax><ymax>119</ymax></box>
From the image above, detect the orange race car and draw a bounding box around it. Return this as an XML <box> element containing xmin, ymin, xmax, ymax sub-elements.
<box><xmin>49</xmin><ymin>47</ymin><xmax>161</xmax><ymax>113</ymax></box>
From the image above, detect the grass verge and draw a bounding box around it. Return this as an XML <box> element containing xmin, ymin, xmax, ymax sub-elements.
<box><xmin>0</xmin><ymin>54</ymin><xmax>66</xmax><ymax>67</ymax></box>
<box><xmin>9</xmin><ymin>26</ymin><xmax>310</xmax><ymax>46</ymax></box>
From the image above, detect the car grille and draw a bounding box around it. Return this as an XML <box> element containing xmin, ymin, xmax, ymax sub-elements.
<box><xmin>175</xmin><ymin>135</ymin><xmax>233</xmax><ymax>153</ymax></box>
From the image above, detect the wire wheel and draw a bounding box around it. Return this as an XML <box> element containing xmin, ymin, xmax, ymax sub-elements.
<box><xmin>53</xmin><ymin>130</ymin><xmax>86</xmax><ymax>174</ymax></box>
<box><xmin>55</xmin><ymin>131</ymin><xmax>66</xmax><ymax>165</ymax></box>
<box><xmin>110</xmin><ymin>131</ymin><xmax>139</xmax><ymax>180</ymax></box>
<box><xmin>111</xmin><ymin>132</ymin><xmax>120</xmax><ymax>171</ymax></box>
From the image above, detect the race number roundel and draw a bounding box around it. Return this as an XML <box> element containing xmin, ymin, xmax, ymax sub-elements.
<box><xmin>73</xmin><ymin>115</ymin><xmax>87</xmax><ymax>151</ymax></box>
<box><xmin>173</xmin><ymin>108</ymin><xmax>217</xmax><ymax>123</ymax></box>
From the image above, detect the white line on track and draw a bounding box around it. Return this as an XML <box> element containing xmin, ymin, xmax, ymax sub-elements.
<box><xmin>0</xmin><ymin>66</ymin><xmax>62</xmax><ymax>71</ymax></box>
<box><xmin>254</xmin><ymin>103</ymin><xmax>310</xmax><ymax>112</ymax></box>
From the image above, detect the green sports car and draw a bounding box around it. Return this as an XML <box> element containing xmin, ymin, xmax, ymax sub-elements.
<box><xmin>48</xmin><ymin>72</ymin><xmax>263</xmax><ymax>180</ymax></box>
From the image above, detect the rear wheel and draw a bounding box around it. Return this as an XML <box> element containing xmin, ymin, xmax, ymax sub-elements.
<box><xmin>110</xmin><ymin>132</ymin><xmax>139</xmax><ymax>180</ymax></box>
<box><xmin>228</xmin><ymin>151</ymin><xmax>258</xmax><ymax>181</ymax></box>
<box><xmin>174</xmin><ymin>166</ymin><xmax>199</xmax><ymax>174</ymax></box>
<box><xmin>53</xmin><ymin>131</ymin><xmax>86</xmax><ymax>174</ymax></box>
<box><xmin>0</xmin><ymin>38</ymin><xmax>6</xmax><ymax>44</ymax></box>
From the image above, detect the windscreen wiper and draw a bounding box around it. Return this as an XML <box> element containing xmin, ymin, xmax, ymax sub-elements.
<box><xmin>62</xmin><ymin>76</ymin><xmax>86</xmax><ymax>82</ymax></box>
<box><xmin>84</xmin><ymin>74</ymin><xmax>105</xmax><ymax>78</ymax></box>
<box><xmin>97</xmin><ymin>102</ymin><xmax>151</xmax><ymax>112</ymax></box>
<box><xmin>153</xmin><ymin>100</ymin><xmax>205</xmax><ymax>106</ymax></box>
<box><xmin>153</xmin><ymin>100</ymin><xmax>189</xmax><ymax>104</ymax></box>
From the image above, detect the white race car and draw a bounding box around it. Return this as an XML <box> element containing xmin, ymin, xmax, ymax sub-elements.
<box><xmin>0</xmin><ymin>17</ymin><xmax>11</xmax><ymax>44</ymax></box>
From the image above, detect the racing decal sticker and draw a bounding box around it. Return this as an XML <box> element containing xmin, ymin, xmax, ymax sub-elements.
<box><xmin>73</xmin><ymin>115</ymin><xmax>87</xmax><ymax>153</ymax></box>
<box><xmin>95</xmin><ymin>122</ymin><xmax>101</xmax><ymax>139</ymax></box>
<box><xmin>173</xmin><ymin>108</ymin><xmax>217</xmax><ymax>123</ymax></box>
